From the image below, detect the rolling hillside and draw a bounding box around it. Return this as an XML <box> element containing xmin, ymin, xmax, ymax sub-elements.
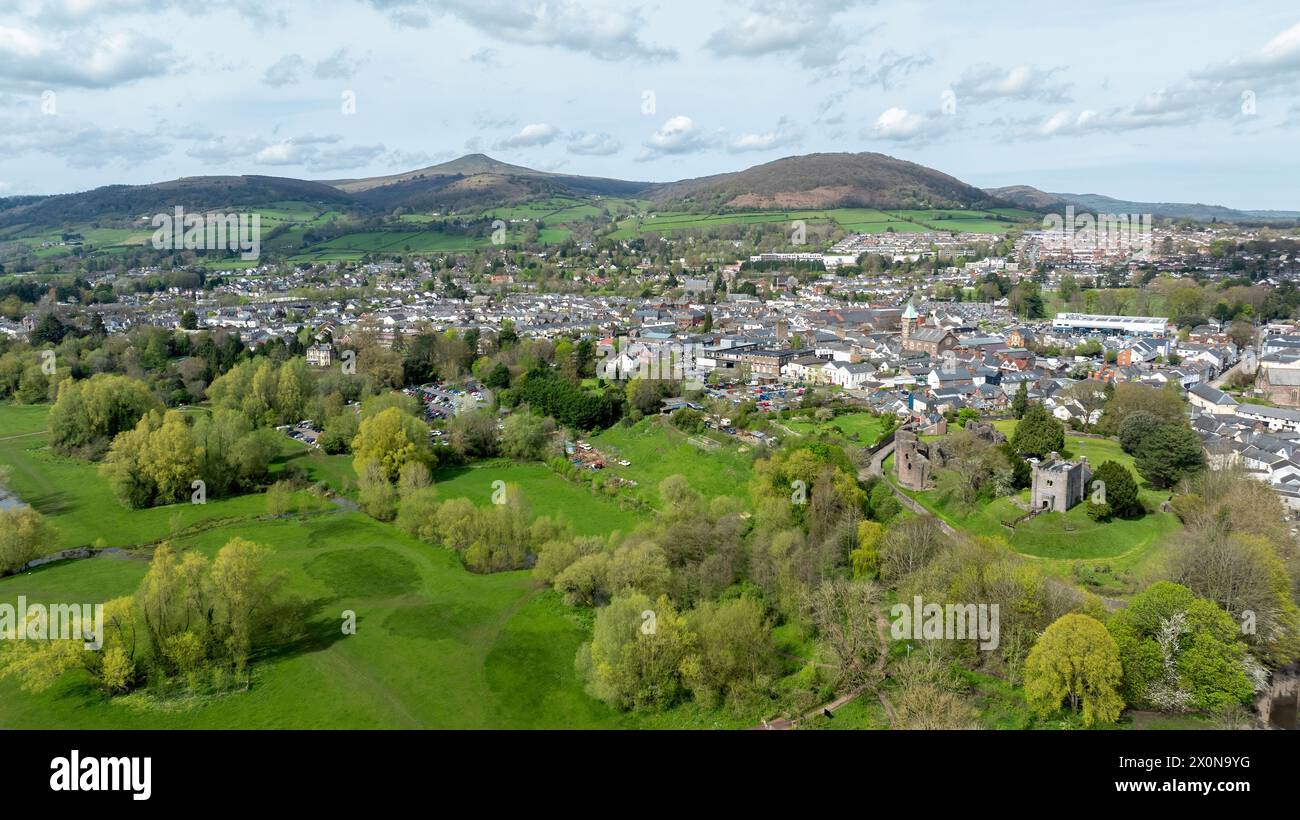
<box><xmin>652</xmin><ymin>152</ymin><xmax>999</xmax><ymax>211</ymax></box>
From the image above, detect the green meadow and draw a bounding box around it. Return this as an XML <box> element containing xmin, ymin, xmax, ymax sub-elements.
<box><xmin>587</xmin><ymin>417</ymin><xmax>754</xmax><ymax>509</ymax></box>
<box><xmin>0</xmin><ymin>402</ymin><xmax>771</xmax><ymax>728</ymax></box>
<box><xmin>779</xmin><ymin>411</ymin><xmax>888</xmax><ymax>446</ymax></box>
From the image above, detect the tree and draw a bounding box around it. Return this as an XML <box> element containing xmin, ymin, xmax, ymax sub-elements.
<box><xmin>575</xmin><ymin>592</ymin><xmax>696</xmax><ymax>711</ymax></box>
<box><xmin>849</xmin><ymin>520</ymin><xmax>885</xmax><ymax>579</ymax></box>
<box><xmin>449</xmin><ymin>407</ymin><xmax>499</xmax><ymax>459</ymax></box>
<box><xmin>1090</xmin><ymin>460</ymin><xmax>1141</xmax><ymax>519</ymax></box>
<box><xmin>357</xmin><ymin>459</ymin><xmax>399</xmax><ymax>520</ymax></box>
<box><xmin>879</xmin><ymin>515</ymin><xmax>946</xmax><ymax>581</ymax></box>
<box><xmin>351</xmin><ymin>406</ymin><xmax>432</xmax><ymax>483</ymax></box>
<box><xmin>484</xmin><ymin>362</ymin><xmax>511</xmax><ymax>389</ymax></box>
<box><xmin>1117</xmin><ymin>410</ymin><xmax>1163</xmax><ymax>456</ymax></box>
<box><xmin>681</xmin><ymin>597</ymin><xmax>777</xmax><ymax>714</ymax></box>
<box><xmin>179</xmin><ymin>310</ymin><xmax>198</xmax><ymax>330</ymax></box>
<box><xmin>498</xmin><ymin>411</ymin><xmax>554</xmax><ymax>461</ymax></box>
<box><xmin>1099</xmin><ymin>382</ymin><xmax>1185</xmax><ymax>434</ymax></box>
<box><xmin>626</xmin><ymin>378</ymin><xmax>666</xmax><ymax>416</ymax></box>
<box><xmin>47</xmin><ymin>373</ymin><xmax>162</xmax><ymax>456</ymax></box>
<box><xmin>30</xmin><ymin>312</ymin><xmax>68</xmax><ymax>345</ymax></box>
<box><xmin>1023</xmin><ymin>613</ymin><xmax>1124</xmax><ymax>726</ymax></box>
<box><xmin>209</xmin><ymin>537</ymin><xmax>280</xmax><ymax>675</ymax></box>
<box><xmin>1134</xmin><ymin>424</ymin><xmax>1205</xmax><ymax>488</ymax></box>
<box><xmin>497</xmin><ymin>320</ymin><xmax>518</xmax><ymax>349</ymax></box>
<box><xmin>0</xmin><ymin>506</ymin><xmax>58</xmax><ymax>575</ymax></box>
<box><xmin>803</xmin><ymin>577</ymin><xmax>884</xmax><ymax>689</ymax></box>
<box><xmin>141</xmin><ymin>411</ymin><xmax>200</xmax><ymax>504</ymax></box>
<box><xmin>1106</xmin><ymin>582</ymin><xmax>1253</xmax><ymax>712</ymax></box>
<box><xmin>1011</xmin><ymin>403</ymin><xmax>1065</xmax><ymax>458</ymax></box>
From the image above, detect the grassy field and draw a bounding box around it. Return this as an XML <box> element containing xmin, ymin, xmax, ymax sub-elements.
<box><xmin>779</xmin><ymin>411</ymin><xmax>887</xmax><ymax>445</ymax></box>
<box><xmin>587</xmin><ymin>417</ymin><xmax>754</xmax><ymax>508</ymax></box>
<box><xmin>430</xmin><ymin>460</ymin><xmax>646</xmax><ymax>537</ymax></box>
<box><xmin>608</xmin><ymin>206</ymin><xmax>1030</xmax><ymax>240</ymax></box>
<box><xmin>0</xmin><ymin>407</ymin><xmax>303</xmax><ymax>552</ymax></box>
<box><xmin>0</xmin><ymin>402</ymin><xmax>764</xmax><ymax>728</ymax></box>
<box><xmin>889</xmin><ymin>420</ymin><xmax>1181</xmax><ymax>584</ymax></box>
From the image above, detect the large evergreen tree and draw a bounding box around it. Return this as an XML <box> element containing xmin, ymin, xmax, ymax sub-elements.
<box><xmin>1011</xmin><ymin>402</ymin><xmax>1065</xmax><ymax>458</ymax></box>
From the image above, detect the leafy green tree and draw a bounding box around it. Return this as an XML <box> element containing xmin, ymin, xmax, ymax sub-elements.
<box><xmin>30</xmin><ymin>312</ymin><xmax>68</xmax><ymax>345</ymax></box>
<box><xmin>1106</xmin><ymin>582</ymin><xmax>1253</xmax><ymax>712</ymax></box>
<box><xmin>351</xmin><ymin>406</ymin><xmax>432</xmax><ymax>483</ymax></box>
<box><xmin>47</xmin><ymin>373</ymin><xmax>162</xmax><ymax>456</ymax></box>
<box><xmin>1090</xmin><ymin>460</ymin><xmax>1141</xmax><ymax>519</ymax></box>
<box><xmin>1117</xmin><ymin>410</ymin><xmax>1163</xmax><ymax>456</ymax></box>
<box><xmin>1011</xmin><ymin>402</ymin><xmax>1065</xmax><ymax>458</ymax></box>
<box><xmin>0</xmin><ymin>506</ymin><xmax>58</xmax><ymax>575</ymax></box>
<box><xmin>681</xmin><ymin>597</ymin><xmax>778</xmax><ymax>714</ymax></box>
<box><xmin>1024</xmin><ymin>613</ymin><xmax>1124</xmax><ymax>726</ymax></box>
<box><xmin>498</xmin><ymin>411</ymin><xmax>555</xmax><ymax>461</ymax></box>
<box><xmin>449</xmin><ymin>407</ymin><xmax>499</xmax><ymax>459</ymax></box>
<box><xmin>1099</xmin><ymin>382</ymin><xmax>1186</xmax><ymax>435</ymax></box>
<box><xmin>576</xmin><ymin>592</ymin><xmax>696</xmax><ymax>711</ymax></box>
<box><xmin>484</xmin><ymin>362</ymin><xmax>511</xmax><ymax>389</ymax></box>
<box><xmin>1135</xmin><ymin>424</ymin><xmax>1206</xmax><ymax>488</ymax></box>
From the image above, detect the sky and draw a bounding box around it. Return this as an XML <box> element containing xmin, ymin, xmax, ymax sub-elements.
<box><xmin>1</xmin><ymin>0</ymin><xmax>1299</xmax><ymax>209</ymax></box>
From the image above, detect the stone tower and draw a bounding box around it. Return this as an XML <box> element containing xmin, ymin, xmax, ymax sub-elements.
<box><xmin>901</xmin><ymin>301</ymin><xmax>920</xmax><ymax>342</ymax></box>
<box><xmin>1030</xmin><ymin>453</ymin><xmax>1092</xmax><ymax>512</ymax></box>
<box><xmin>894</xmin><ymin>427</ymin><xmax>931</xmax><ymax>490</ymax></box>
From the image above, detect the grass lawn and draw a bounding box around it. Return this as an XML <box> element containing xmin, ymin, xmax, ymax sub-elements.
<box><xmin>780</xmin><ymin>411</ymin><xmax>887</xmax><ymax>446</ymax></box>
<box><xmin>0</xmin><ymin>511</ymin><xmax>636</xmax><ymax>728</ymax></box>
<box><xmin>587</xmin><ymin>417</ymin><xmax>754</xmax><ymax>508</ymax></box>
<box><xmin>429</xmin><ymin>460</ymin><xmax>646</xmax><ymax>537</ymax></box>
<box><xmin>0</xmin><ymin>403</ymin><xmax>753</xmax><ymax>728</ymax></box>
<box><xmin>0</xmin><ymin>406</ymin><xmax>307</xmax><ymax>552</ymax></box>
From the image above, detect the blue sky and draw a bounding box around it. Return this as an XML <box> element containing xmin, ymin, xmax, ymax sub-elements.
<box><xmin>1</xmin><ymin>0</ymin><xmax>1298</xmax><ymax>208</ymax></box>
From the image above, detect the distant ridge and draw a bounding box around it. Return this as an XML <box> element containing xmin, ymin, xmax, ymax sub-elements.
<box><xmin>651</xmin><ymin>152</ymin><xmax>999</xmax><ymax>210</ymax></box>
<box><xmin>1</xmin><ymin>152</ymin><xmax>1295</xmax><ymax>229</ymax></box>
<box><xmin>985</xmin><ymin>185</ymin><xmax>1300</xmax><ymax>223</ymax></box>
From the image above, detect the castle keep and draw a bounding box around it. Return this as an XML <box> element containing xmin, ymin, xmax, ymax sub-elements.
<box><xmin>1030</xmin><ymin>453</ymin><xmax>1092</xmax><ymax>512</ymax></box>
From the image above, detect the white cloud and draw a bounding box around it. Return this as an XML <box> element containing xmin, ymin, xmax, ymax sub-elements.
<box><xmin>727</xmin><ymin>118</ymin><xmax>801</xmax><ymax>153</ymax></box>
<box><xmin>705</xmin><ymin>0</ymin><xmax>874</xmax><ymax>69</ymax></box>
<box><xmin>1195</xmin><ymin>20</ymin><xmax>1300</xmax><ymax>84</ymax></box>
<box><xmin>0</xmin><ymin>113</ymin><xmax>168</xmax><ymax>168</ymax></box>
<box><xmin>314</xmin><ymin>48</ymin><xmax>364</xmax><ymax>80</ymax></box>
<box><xmin>567</xmin><ymin>131</ymin><xmax>621</xmax><ymax>156</ymax></box>
<box><xmin>952</xmin><ymin>63</ymin><xmax>1071</xmax><ymax>104</ymax></box>
<box><xmin>0</xmin><ymin>25</ymin><xmax>175</xmax><ymax>89</ymax></box>
<box><xmin>638</xmin><ymin>115</ymin><xmax>715</xmax><ymax>160</ymax></box>
<box><xmin>262</xmin><ymin>54</ymin><xmax>305</xmax><ymax>88</ymax></box>
<box><xmin>375</xmin><ymin>0</ymin><xmax>675</xmax><ymax>62</ymax></box>
<box><xmin>496</xmin><ymin>122</ymin><xmax>559</xmax><ymax>148</ymax></box>
<box><xmin>865</xmin><ymin>107</ymin><xmax>953</xmax><ymax>144</ymax></box>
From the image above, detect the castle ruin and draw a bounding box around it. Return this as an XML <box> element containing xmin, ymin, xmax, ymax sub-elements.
<box><xmin>1030</xmin><ymin>453</ymin><xmax>1092</xmax><ymax>512</ymax></box>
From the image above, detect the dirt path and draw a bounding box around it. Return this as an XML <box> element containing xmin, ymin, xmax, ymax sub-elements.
<box><xmin>0</xmin><ymin>431</ymin><xmax>43</xmax><ymax>442</ymax></box>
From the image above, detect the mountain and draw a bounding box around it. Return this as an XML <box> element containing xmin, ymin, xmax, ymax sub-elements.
<box><xmin>986</xmin><ymin>185</ymin><xmax>1300</xmax><ymax>223</ymax></box>
<box><xmin>0</xmin><ymin>175</ymin><xmax>354</xmax><ymax>229</ymax></box>
<box><xmin>323</xmin><ymin>153</ymin><xmax>652</xmax><ymax>212</ymax></box>
<box><xmin>651</xmin><ymin>152</ymin><xmax>998</xmax><ymax>210</ymax></box>
<box><xmin>983</xmin><ymin>185</ymin><xmax>1066</xmax><ymax>211</ymax></box>
<box><xmin>2</xmin><ymin>153</ymin><xmax>1295</xmax><ymax>231</ymax></box>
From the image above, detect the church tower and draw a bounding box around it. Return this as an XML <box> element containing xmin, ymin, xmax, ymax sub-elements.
<box><xmin>901</xmin><ymin>301</ymin><xmax>920</xmax><ymax>341</ymax></box>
